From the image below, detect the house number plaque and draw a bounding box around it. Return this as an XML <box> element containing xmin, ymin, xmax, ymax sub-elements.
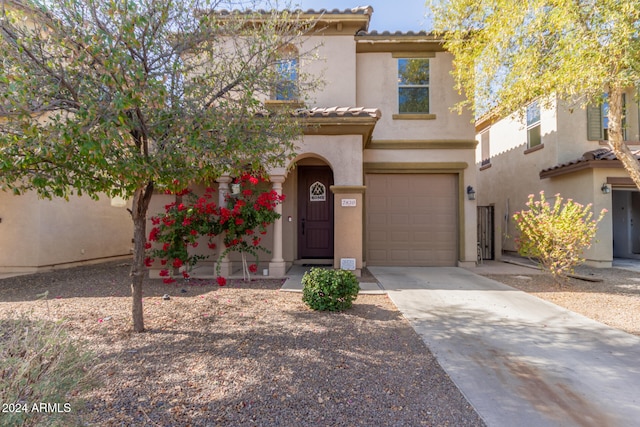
<box><xmin>341</xmin><ymin>199</ymin><xmax>356</xmax><ymax>207</ymax></box>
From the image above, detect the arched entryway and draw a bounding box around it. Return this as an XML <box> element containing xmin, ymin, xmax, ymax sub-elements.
<box><xmin>297</xmin><ymin>164</ymin><xmax>335</xmax><ymax>259</ymax></box>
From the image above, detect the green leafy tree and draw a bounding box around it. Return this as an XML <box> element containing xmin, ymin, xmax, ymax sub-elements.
<box><xmin>513</xmin><ymin>192</ymin><xmax>606</xmax><ymax>282</ymax></box>
<box><xmin>431</xmin><ymin>0</ymin><xmax>640</xmax><ymax>188</ymax></box>
<box><xmin>0</xmin><ymin>0</ymin><xmax>319</xmax><ymax>331</ymax></box>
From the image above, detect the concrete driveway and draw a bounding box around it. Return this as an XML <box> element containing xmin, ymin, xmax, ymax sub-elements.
<box><xmin>369</xmin><ymin>266</ymin><xmax>640</xmax><ymax>427</ymax></box>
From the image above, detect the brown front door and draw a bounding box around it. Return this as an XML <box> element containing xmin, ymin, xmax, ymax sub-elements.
<box><xmin>298</xmin><ymin>166</ymin><xmax>334</xmax><ymax>259</ymax></box>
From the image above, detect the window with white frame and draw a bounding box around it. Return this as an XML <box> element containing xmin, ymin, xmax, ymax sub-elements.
<box><xmin>397</xmin><ymin>58</ymin><xmax>429</xmax><ymax>114</ymax></box>
<box><xmin>526</xmin><ymin>101</ymin><xmax>541</xmax><ymax>148</ymax></box>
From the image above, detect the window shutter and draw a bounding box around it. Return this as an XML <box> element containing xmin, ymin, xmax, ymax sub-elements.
<box><xmin>587</xmin><ymin>104</ymin><xmax>604</xmax><ymax>140</ymax></box>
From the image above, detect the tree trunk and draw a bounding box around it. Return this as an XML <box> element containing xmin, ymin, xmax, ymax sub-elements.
<box><xmin>130</xmin><ymin>181</ymin><xmax>154</xmax><ymax>332</ymax></box>
<box><xmin>607</xmin><ymin>88</ymin><xmax>640</xmax><ymax>190</ymax></box>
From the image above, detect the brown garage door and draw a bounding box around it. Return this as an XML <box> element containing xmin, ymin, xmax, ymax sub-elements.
<box><xmin>365</xmin><ymin>173</ymin><xmax>458</xmax><ymax>266</ymax></box>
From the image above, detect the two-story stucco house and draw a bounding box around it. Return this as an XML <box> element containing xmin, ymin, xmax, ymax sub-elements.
<box><xmin>148</xmin><ymin>6</ymin><xmax>478</xmax><ymax>278</ymax></box>
<box><xmin>476</xmin><ymin>89</ymin><xmax>640</xmax><ymax>267</ymax></box>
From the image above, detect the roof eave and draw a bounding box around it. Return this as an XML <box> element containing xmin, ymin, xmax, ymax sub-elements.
<box><xmin>539</xmin><ymin>160</ymin><xmax>624</xmax><ymax>179</ymax></box>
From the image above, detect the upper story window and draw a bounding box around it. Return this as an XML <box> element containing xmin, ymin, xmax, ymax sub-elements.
<box><xmin>398</xmin><ymin>58</ymin><xmax>429</xmax><ymax>114</ymax></box>
<box><xmin>480</xmin><ymin>129</ymin><xmax>491</xmax><ymax>166</ymax></box>
<box><xmin>526</xmin><ymin>101</ymin><xmax>541</xmax><ymax>148</ymax></box>
<box><xmin>273</xmin><ymin>45</ymin><xmax>298</xmax><ymax>101</ymax></box>
<box><xmin>587</xmin><ymin>93</ymin><xmax>627</xmax><ymax>141</ymax></box>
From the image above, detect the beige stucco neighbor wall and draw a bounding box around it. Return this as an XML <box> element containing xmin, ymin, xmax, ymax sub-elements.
<box><xmin>0</xmin><ymin>191</ymin><xmax>133</xmax><ymax>273</ymax></box>
<box><xmin>476</xmin><ymin>110</ymin><xmax>559</xmax><ymax>257</ymax></box>
<box><xmin>548</xmin><ymin>169</ymin><xmax>613</xmax><ymax>266</ymax></box>
<box><xmin>475</xmin><ymin>95</ymin><xmax>640</xmax><ymax>266</ymax></box>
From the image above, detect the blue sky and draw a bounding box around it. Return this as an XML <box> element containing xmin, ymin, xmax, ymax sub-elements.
<box><xmin>295</xmin><ymin>1</ymin><xmax>432</xmax><ymax>32</ymax></box>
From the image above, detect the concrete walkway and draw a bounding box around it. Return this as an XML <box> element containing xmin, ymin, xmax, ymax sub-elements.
<box><xmin>369</xmin><ymin>266</ymin><xmax>640</xmax><ymax>427</ymax></box>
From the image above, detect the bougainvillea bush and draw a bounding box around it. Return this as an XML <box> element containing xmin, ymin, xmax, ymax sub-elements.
<box><xmin>513</xmin><ymin>191</ymin><xmax>606</xmax><ymax>282</ymax></box>
<box><xmin>146</xmin><ymin>174</ymin><xmax>285</xmax><ymax>284</ymax></box>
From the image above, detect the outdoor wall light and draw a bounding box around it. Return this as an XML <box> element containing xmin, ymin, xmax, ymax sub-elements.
<box><xmin>230</xmin><ymin>183</ymin><xmax>241</xmax><ymax>195</ymax></box>
<box><xmin>466</xmin><ymin>185</ymin><xmax>476</xmax><ymax>201</ymax></box>
<box><xmin>601</xmin><ymin>183</ymin><xmax>611</xmax><ymax>194</ymax></box>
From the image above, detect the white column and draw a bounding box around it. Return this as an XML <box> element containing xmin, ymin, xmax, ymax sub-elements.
<box><xmin>216</xmin><ymin>176</ymin><xmax>232</xmax><ymax>277</ymax></box>
<box><xmin>269</xmin><ymin>175</ymin><xmax>287</xmax><ymax>277</ymax></box>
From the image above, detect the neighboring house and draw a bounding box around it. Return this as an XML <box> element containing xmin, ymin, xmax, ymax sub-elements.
<box><xmin>0</xmin><ymin>0</ymin><xmax>133</xmax><ymax>275</ymax></box>
<box><xmin>149</xmin><ymin>6</ymin><xmax>478</xmax><ymax>278</ymax></box>
<box><xmin>0</xmin><ymin>191</ymin><xmax>133</xmax><ymax>274</ymax></box>
<box><xmin>475</xmin><ymin>89</ymin><xmax>640</xmax><ymax>267</ymax></box>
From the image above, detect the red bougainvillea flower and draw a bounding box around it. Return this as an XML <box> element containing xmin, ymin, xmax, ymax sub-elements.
<box><xmin>235</xmin><ymin>218</ymin><xmax>244</xmax><ymax>225</ymax></box>
<box><xmin>208</xmin><ymin>242</ymin><xmax>217</xmax><ymax>250</ymax></box>
<box><xmin>249</xmin><ymin>264</ymin><xmax>258</xmax><ymax>273</ymax></box>
<box><xmin>151</xmin><ymin>217</ymin><xmax>161</xmax><ymax>225</ymax></box>
<box><xmin>148</xmin><ymin>227</ymin><xmax>160</xmax><ymax>241</ymax></box>
<box><xmin>242</xmin><ymin>189</ymin><xmax>253</xmax><ymax>196</ymax></box>
<box><xmin>172</xmin><ymin>258</ymin><xmax>183</xmax><ymax>268</ymax></box>
<box><xmin>249</xmin><ymin>176</ymin><xmax>259</xmax><ymax>185</ymax></box>
<box><xmin>159</xmin><ymin>269</ymin><xmax>169</xmax><ymax>277</ymax></box>
<box><xmin>144</xmin><ymin>257</ymin><xmax>154</xmax><ymax>267</ymax></box>
<box><xmin>178</xmin><ymin>203</ymin><xmax>186</xmax><ymax>211</ymax></box>
<box><xmin>182</xmin><ymin>271</ymin><xmax>190</xmax><ymax>279</ymax></box>
<box><xmin>162</xmin><ymin>243</ymin><xmax>170</xmax><ymax>252</ymax></box>
<box><xmin>192</xmin><ymin>242</ymin><xmax>199</xmax><ymax>248</ymax></box>
<box><xmin>163</xmin><ymin>278</ymin><xmax>176</xmax><ymax>284</ymax></box>
<box><xmin>216</xmin><ymin>276</ymin><xmax>227</xmax><ymax>286</ymax></box>
<box><xmin>160</xmin><ymin>260</ymin><xmax>167</xmax><ymax>266</ymax></box>
<box><xmin>182</xmin><ymin>217</ymin><xmax>192</xmax><ymax>226</ymax></box>
<box><xmin>190</xmin><ymin>229</ymin><xmax>198</xmax><ymax>236</ymax></box>
<box><xmin>144</xmin><ymin>242</ymin><xmax>152</xmax><ymax>250</ymax></box>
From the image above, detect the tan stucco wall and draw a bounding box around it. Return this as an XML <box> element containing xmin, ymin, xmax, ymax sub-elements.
<box><xmin>0</xmin><ymin>191</ymin><xmax>133</xmax><ymax>273</ymax></box>
<box><xmin>301</xmin><ymin>35</ymin><xmax>357</xmax><ymax>107</ymax></box>
<box><xmin>549</xmin><ymin>169</ymin><xmax>613</xmax><ymax>266</ymax></box>
<box><xmin>357</xmin><ymin>51</ymin><xmax>474</xmax><ymax>141</ymax></box>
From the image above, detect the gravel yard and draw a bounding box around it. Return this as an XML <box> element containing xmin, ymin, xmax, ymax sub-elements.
<box><xmin>2</xmin><ymin>259</ymin><xmax>638</xmax><ymax>426</ymax></box>
<box><xmin>0</xmin><ymin>261</ymin><xmax>484</xmax><ymax>426</ymax></box>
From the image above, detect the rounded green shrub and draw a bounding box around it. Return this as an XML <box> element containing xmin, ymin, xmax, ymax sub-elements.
<box><xmin>302</xmin><ymin>268</ymin><xmax>360</xmax><ymax>311</ymax></box>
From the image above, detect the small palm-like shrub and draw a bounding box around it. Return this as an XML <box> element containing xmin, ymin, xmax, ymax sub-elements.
<box><xmin>302</xmin><ymin>268</ymin><xmax>360</xmax><ymax>311</ymax></box>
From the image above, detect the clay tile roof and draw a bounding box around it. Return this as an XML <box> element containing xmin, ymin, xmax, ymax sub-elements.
<box><xmin>217</xmin><ymin>6</ymin><xmax>373</xmax><ymax>16</ymax></box>
<box><xmin>296</xmin><ymin>106</ymin><xmax>381</xmax><ymax>119</ymax></box>
<box><xmin>299</xmin><ymin>6</ymin><xmax>373</xmax><ymax>15</ymax></box>
<box><xmin>357</xmin><ymin>30</ymin><xmax>432</xmax><ymax>37</ymax></box>
<box><xmin>540</xmin><ymin>148</ymin><xmax>640</xmax><ymax>178</ymax></box>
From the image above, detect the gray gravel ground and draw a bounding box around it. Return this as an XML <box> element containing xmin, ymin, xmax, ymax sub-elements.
<box><xmin>0</xmin><ymin>261</ymin><xmax>485</xmax><ymax>426</ymax></box>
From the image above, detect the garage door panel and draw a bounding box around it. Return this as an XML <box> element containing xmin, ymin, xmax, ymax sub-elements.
<box><xmin>369</xmin><ymin>213</ymin><xmax>388</xmax><ymax>225</ymax></box>
<box><xmin>366</xmin><ymin>173</ymin><xmax>458</xmax><ymax>266</ymax></box>
<box><xmin>390</xmin><ymin>214</ymin><xmax>410</xmax><ymax>225</ymax></box>
<box><xmin>389</xmin><ymin>231</ymin><xmax>410</xmax><ymax>242</ymax></box>
<box><xmin>388</xmin><ymin>250</ymin><xmax>410</xmax><ymax>261</ymax></box>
